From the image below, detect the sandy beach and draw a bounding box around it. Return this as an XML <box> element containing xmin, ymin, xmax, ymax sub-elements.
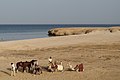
<box><xmin>0</xmin><ymin>28</ymin><xmax>120</xmax><ymax>80</ymax></box>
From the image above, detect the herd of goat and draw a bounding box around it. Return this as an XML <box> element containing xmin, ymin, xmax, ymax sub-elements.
<box><xmin>11</xmin><ymin>59</ymin><xmax>84</xmax><ymax>76</ymax></box>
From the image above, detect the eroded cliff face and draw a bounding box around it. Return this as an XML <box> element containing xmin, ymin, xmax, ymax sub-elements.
<box><xmin>48</xmin><ymin>27</ymin><xmax>120</xmax><ymax>36</ymax></box>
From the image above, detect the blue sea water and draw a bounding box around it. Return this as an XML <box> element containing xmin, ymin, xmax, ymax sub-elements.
<box><xmin>0</xmin><ymin>24</ymin><xmax>119</xmax><ymax>41</ymax></box>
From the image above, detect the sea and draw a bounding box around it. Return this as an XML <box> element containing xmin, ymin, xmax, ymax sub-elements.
<box><xmin>0</xmin><ymin>24</ymin><xmax>120</xmax><ymax>41</ymax></box>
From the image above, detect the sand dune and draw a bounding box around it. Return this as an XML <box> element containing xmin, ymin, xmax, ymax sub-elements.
<box><xmin>0</xmin><ymin>29</ymin><xmax>120</xmax><ymax>80</ymax></box>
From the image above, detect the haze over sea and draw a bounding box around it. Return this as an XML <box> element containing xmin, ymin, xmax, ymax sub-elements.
<box><xmin>0</xmin><ymin>24</ymin><xmax>120</xmax><ymax>41</ymax></box>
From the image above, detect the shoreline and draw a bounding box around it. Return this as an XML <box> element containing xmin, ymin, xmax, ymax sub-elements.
<box><xmin>0</xmin><ymin>26</ymin><xmax>119</xmax><ymax>42</ymax></box>
<box><xmin>0</xmin><ymin>29</ymin><xmax>120</xmax><ymax>51</ymax></box>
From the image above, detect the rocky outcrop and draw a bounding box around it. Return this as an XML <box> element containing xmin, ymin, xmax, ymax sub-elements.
<box><xmin>48</xmin><ymin>26</ymin><xmax>120</xmax><ymax>36</ymax></box>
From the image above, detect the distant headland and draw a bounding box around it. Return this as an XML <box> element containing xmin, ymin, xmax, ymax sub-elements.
<box><xmin>48</xmin><ymin>26</ymin><xmax>120</xmax><ymax>36</ymax></box>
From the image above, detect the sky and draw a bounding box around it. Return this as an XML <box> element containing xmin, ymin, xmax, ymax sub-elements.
<box><xmin>0</xmin><ymin>0</ymin><xmax>120</xmax><ymax>24</ymax></box>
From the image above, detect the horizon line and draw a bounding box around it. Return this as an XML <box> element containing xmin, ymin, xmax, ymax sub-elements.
<box><xmin>0</xmin><ymin>23</ymin><xmax>120</xmax><ymax>25</ymax></box>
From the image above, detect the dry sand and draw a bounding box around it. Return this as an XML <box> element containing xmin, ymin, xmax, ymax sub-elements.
<box><xmin>0</xmin><ymin>30</ymin><xmax>120</xmax><ymax>80</ymax></box>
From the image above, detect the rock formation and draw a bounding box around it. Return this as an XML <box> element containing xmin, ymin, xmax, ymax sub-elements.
<box><xmin>48</xmin><ymin>26</ymin><xmax>120</xmax><ymax>36</ymax></box>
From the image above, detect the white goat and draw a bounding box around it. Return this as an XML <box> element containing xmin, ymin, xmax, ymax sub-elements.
<box><xmin>57</xmin><ymin>61</ymin><xmax>64</xmax><ymax>71</ymax></box>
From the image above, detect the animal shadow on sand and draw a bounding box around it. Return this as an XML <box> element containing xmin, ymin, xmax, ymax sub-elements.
<box><xmin>0</xmin><ymin>68</ymin><xmax>11</xmax><ymax>76</ymax></box>
<box><xmin>41</xmin><ymin>66</ymin><xmax>48</xmax><ymax>71</ymax></box>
